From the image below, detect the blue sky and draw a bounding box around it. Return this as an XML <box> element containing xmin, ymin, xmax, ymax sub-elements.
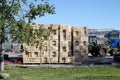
<box><xmin>33</xmin><ymin>0</ymin><xmax>120</xmax><ymax>30</ymax></box>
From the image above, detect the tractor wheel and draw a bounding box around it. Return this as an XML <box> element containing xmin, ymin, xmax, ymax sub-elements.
<box><xmin>99</xmin><ymin>48</ymin><xmax>107</xmax><ymax>57</ymax></box>
<box><xmin>108</xmin><ymin>49</ymin><xmax>113</xmax><ymax>56</ymax></box>
<box><xmin>89</xmin><ymin>46</ymin><xmax>99</xmax><ymax>56</ymax></box>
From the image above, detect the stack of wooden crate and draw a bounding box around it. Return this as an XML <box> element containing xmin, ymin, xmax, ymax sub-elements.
<box><xmin>23</xmin><ymin>43</ymin><xmax>40</xmax><ymax>64</ymax></box>
<box><xmin>47</xmin><ymin>24</ymin><xmax>59</xmax><ymax>63</ymax></box>
<box><xmin>23</xmin><ymin>24</ymin><xmax>39</xmax><ymax>64</ymax></box>
<box><xmin>59</xmin><ymin>24</ymin><xmax>72</xmax><ymax>63</ymax></box>
<box><xmin>23</xmin><ymin>24</ymin><xmax>51</xmax><ymax>64</ymax></box>
<box><xmin>23</xmin><ymin>24</ymin><xmax>88</xmax><ymax>64</ymax></box>
<box><xmin>72</xmin><ymin>26</ymin><xmax>88</xmax><ymax>64</ymax></box>
<box><xmin>41</xmin><ymin>24</ymin><xmax>51</xmax><ymax>63</ymax></box>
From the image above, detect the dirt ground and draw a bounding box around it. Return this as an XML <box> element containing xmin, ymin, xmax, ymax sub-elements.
<box><xmin>4</xmin><ymin>52</ymin><xmax>120</xmax><ymax>67</ymax></box>
<box><xmin>82</xmin><ymin>54</ymin><xmax>113</xmax><ymax>65</ymax></box>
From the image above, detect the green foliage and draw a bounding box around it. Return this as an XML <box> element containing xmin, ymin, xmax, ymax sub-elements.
<box><xmin>27</xmin><ymin>1</ymin><xmax>55</xmax><ymax>22</ymax></box>
<box><xmin>33</xmin><ymin>24</ymin><xmax>50</xmax><ymax>49</ymax></box>
<box><xmin>0</xmin><ymin>0</ymin><xmax>55</xmax><ymax>44</ymax></box>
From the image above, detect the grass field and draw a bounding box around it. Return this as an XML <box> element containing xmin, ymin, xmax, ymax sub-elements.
<box><xmin>1</xmin><ymin>66</ymin><xmax>120</xmax><ymax>80</ymax></box>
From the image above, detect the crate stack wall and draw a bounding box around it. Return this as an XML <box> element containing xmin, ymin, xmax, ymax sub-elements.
<box><xmin>72</xmin><ymin>26</ymin><xmax>88</xmax><ymax>64</ymax></box>
<box><xmin>23</xmin><ymin>24</ymin><xmax>41</xmax><ymax>64</ymax></box>
<box><xmin>47</xmin><ymin>24</ymin><xmax>59</xmax><ymax>63</ymax></box>
<box><xmin>23</xmin><ymin>24</ymin><xmax>88</xmax><ymax>64</ymax></box>
<box><xmin>59</xmin><ymin>24</ymin><xmax>73</xmax><ymax>63</ymax></box>
<box><xmin>41</xmin><ymin>24</ymin><xmax>51</xmax><ymax>63</ymax></box>
<box><xmin>23</xmin><ymin>24</ymin><xmax>51</xmax><ymax>64</ymax></box>
<box><xmin>23</xmin><ymin>43</ymin><xmax>41</xmax><ymax>64</ymax></box>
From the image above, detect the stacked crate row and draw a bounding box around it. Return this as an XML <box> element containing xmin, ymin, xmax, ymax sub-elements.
<box><xmin>48</xmin><ymin>24</ymin><xmax>59</xmax><ymax>63</ymax></box>
<box><xmin>59</xmin><ymin>24</ymin><xmax>73</xmax><ymax>63</ymax></box>
<box><xmin>41</xmin><ymin>24</ymin><xmax>51</xmax><ymax>63</ymax></box>
<box><xmin>23</xmin><ymin>24</ymin><xmax>48</xmax><ymax>63</ymax></box>
<box><xmin>72</xmin><ymin>27</ymin><xmax>88</xmax><ymax>64</ymax></box>
<box><xmin>23</xmin><ymin>24</ymin><xmax>49</xmax><ymax>63</ymax></box>
<box><xmin>23</xmin><ymin>24</ymin><xmax>42</xmax><ymax>63</ymax></box>
<box><xmin>23</xmin><ymin>24</ymin><xmax>88</xmax><ymax>64</ymax></box>
<box><xmin>23</xmin><ymin>24</ymin><xmax>60</xmax><ymax>63</ymax></box>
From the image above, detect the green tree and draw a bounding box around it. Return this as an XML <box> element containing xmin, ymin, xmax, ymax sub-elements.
<box><xmin>0</xmin><ymin>0</ymin><xmax>55</xmax><ymax>71</ymax></box>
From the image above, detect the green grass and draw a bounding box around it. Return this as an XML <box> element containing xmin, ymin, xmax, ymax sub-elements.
<box><xmin>1</xmin><ymin>66</ymin><xmax>120</xmax><ymax>80</ymax></box>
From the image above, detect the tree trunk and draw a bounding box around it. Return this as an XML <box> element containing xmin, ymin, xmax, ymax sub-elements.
<box><xmin>0</xmin><ymin>40</ymin><xmax>4</xmax><ymax>71</ymax></box>
<box><xmin>30</xmin><ymin>46</ymin><xmax>33</xmax><ymax>65</ymax></box>
<box><xmin>0</xmin><ymin>57</ymin><xmax>4</xmax><ymax>72</ymax></box>
<box><xmin>48</xmin><ymin>39</ymin><xmax>51</xmax><ymax>67</ymax></box>
<box><xmin>39</xmin><ymin>42</ymin><xmax>43</xmax><ymax>67</ymax></box>
<box><xmin>40</xmin><ymin>49</ymin><xmax>43</xmax><ymax>66</ymax></box>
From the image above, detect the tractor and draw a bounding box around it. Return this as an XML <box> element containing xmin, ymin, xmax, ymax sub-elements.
<box><xmin>88</xmin><ymin>35</ymin><xmax>107</xmax><ymax>57</ymax></box>
<box><xmin>88</xmin><ymin>35</ymin><xmax>120</xmax><ymax>61</ymax></box>
<box><xmin>88</xmin><ymin>42</ymin><xmax>107</xmax><ymax>57</ymax></box>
